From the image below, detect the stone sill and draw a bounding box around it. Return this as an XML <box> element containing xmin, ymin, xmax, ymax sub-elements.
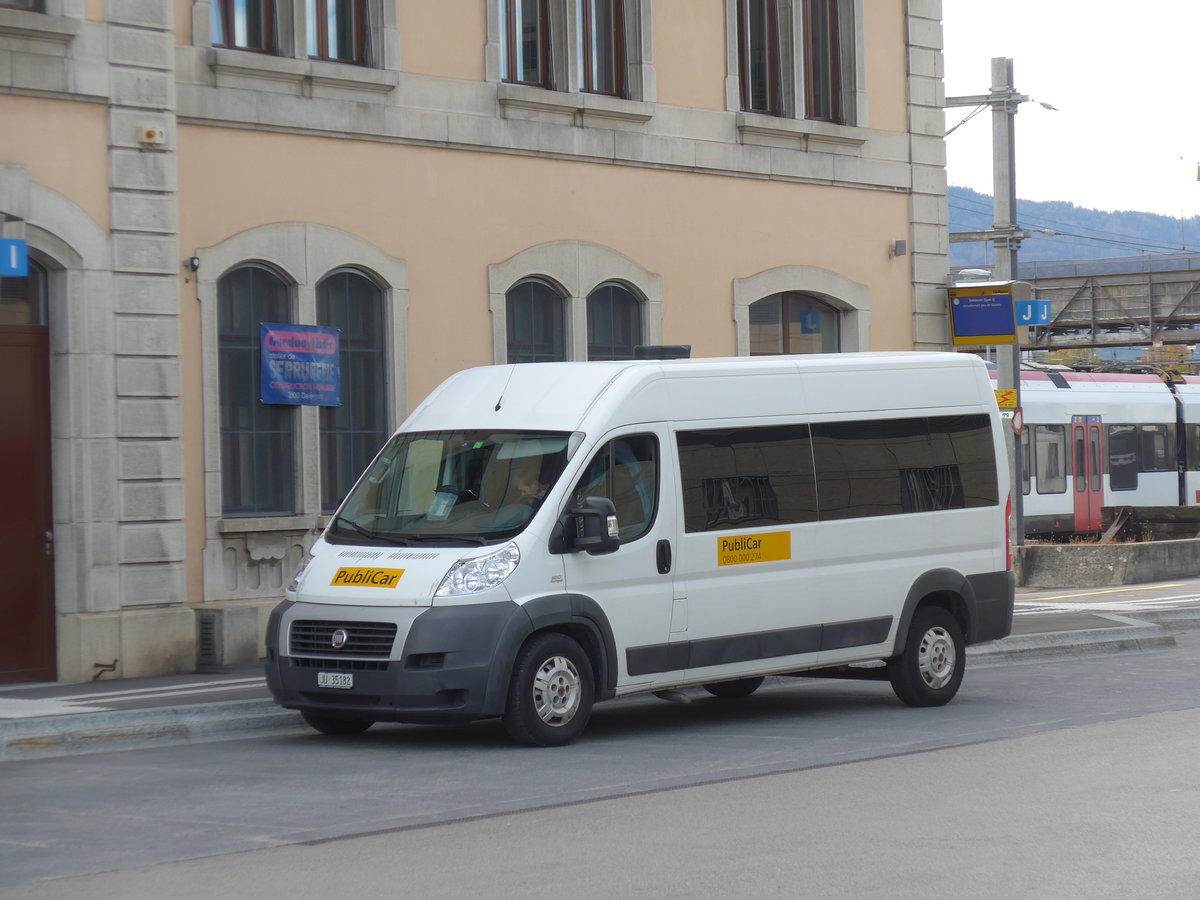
<box><xmin>736</xmin><ymin>111</ymin><xmax>869</xmax><ymax>151</ymax></box>
<box><xmin>498</xmin><ymin>82</ymin><xmax>654</xmax><ymax>126</ymax></box>
<box><xmin>0</xmin><ymin>8</ymin><xmax>79</xmax><ymax>42</ymax></box>
<box><xmin>218</xmin><ymin>515</ymin><xmax>323</xmax><ymax>535</ymax></box>
<box><xmin>208</xmin><ymin>47</ymin><xmax>398</xmax><ymax>94</ymax></box>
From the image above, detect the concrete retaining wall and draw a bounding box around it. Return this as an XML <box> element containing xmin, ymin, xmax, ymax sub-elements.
<box><xmin>1016</xmin><ymin>538</ymin><xmax>1200</xmax><ymax>588</ymax></box>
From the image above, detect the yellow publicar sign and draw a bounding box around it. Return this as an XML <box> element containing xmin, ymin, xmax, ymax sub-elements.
<box><xmin>717</xmin><ymin>532</ymin><xmax>792</xmax><ymax>567</ymax></box>
<box><xmin>329</xmin><ymin>567</ymin><xmax>405</xmax><ymax>588</ymax></box>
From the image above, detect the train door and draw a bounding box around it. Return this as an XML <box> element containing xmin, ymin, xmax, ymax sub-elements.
<box><xmin>1071</xmin><ymin>415</ymin><xmax>1104</xmax><ymax>531</ymax></box>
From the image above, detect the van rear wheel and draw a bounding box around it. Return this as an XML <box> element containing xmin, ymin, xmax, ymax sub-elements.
<box><xmin>888</xmin><ymin>607</ymin><xmax>965</xmax><ymax>707</ymax></box>
<box><xmin>502</xmin><ymin>633</ymin><xmax>595</xmax><ymax>747</ymax></box>
<box><xmin>300</xmin><ymin>711</ymin><xmax>374</xmax><ymax>735</ymax></box>
<box><xmin>702</xmin><ymin>676</ymin><xmax>765</xmax><ymax>698</ymax></box>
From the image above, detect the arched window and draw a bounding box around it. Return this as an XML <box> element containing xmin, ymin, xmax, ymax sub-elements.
<box><xmin>317</xmin><ymin>269</ymin><xmax>387</xmax><ymax>513</ymax></box>
<box><xmin>749</xmin><ymin>292</ymin><xmax>839</xmax><ymax>355</ymax></box>
<box><xmin>587</xmin><ymin>281</ymin><xmax>642</xmax><ymax>360</ymax></box>
<box><xmin>218</xmin><ymin>264</ymin><xmax>296</xmax><ymax>516</ymax></box>
<box><xmin>506</xmin><ymin>278</ymin><xmax>566</xmax><ymax>363</ymax></box>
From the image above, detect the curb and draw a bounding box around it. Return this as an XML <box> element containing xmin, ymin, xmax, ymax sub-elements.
<box><xmin>2</xmin><ymin>621</ymin><xmax>1192</xmax><ymax>762</ymax></box>
<box><xmin>0</xmin><ymin>699</ymin><xmax>306</xmax><ymax>763</ymax></box>
<box><xmin>968</xmin><ymin>623</ymin><xmax>1177</xmax><ymax>668</ymax></box>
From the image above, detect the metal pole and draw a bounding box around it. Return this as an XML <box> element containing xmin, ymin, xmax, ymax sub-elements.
<box><xmin>989</xmin><ymin>57</ymin><xmax>1025</xmax><ymax>543</ymax></box>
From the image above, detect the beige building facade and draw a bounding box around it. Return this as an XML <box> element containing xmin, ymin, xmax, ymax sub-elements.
<box><xmin>0</xmin><ymin>0</ymin><xmax>951</xmax><ymax>684</ymax></box>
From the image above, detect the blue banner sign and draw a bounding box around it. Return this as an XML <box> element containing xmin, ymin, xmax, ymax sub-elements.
<box><xmin>0</xmin><ymin>238</ymin><xmax>29</xmax><ymax>276</ymax></box>
<box><xmin>260</xmin><ymin>323</ymin><xmax>340</xmax><ymax>406</ymax></box>
<box><xmin>947</xmin><ymin>285</ymin><xmax>1017</xmax><ymax>345</ymax></box>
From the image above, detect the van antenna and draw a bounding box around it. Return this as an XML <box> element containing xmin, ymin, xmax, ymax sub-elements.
<box><xmin>494</xmin><ymin>364</ymin><xmax>517</xmax><ymax>411</ymax></box>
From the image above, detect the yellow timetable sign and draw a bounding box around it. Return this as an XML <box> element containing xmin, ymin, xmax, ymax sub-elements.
<box><xmin>994</xmin><ymin>389</ymin><xmax>1017</xmax><ymax>409</ymax></box>
<box><xmin>717</xmin><ymin>532</ymin><xmax>791</xmax><ymax>567</ymax></box>
<box><xmin>330</xmin><ymin>567</ymin><xmax>405</xmax><ymax>588</ymax></box>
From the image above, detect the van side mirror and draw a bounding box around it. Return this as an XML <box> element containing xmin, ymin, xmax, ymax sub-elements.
<box><xmin>549</xmin><ymin>496</ymin><xmax>620</xmax><ymax>555</ymax></box>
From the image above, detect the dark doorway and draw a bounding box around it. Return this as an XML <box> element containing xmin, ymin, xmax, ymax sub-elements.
<box><xmin>1</xmin><ymin>262</ymin><xmax>56</xmax><ymax>683</ymax></box>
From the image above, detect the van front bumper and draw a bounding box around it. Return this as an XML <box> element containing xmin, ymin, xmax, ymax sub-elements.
<box><xmin>264</xmin><ymin>598</ymin><xmax>527</xmax><ymax>725</ymax></box>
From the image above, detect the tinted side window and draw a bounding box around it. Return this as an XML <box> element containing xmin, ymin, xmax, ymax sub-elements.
<box><xmin>573</xmin><ymin>434</ymin><xmax>658</xmax><ymax>541</ymax></box>
<box><xmin>811</xmin><ymin>414</ymin><xmax>997</xmax><ymax>520</ymax></box>
<box><xmin>678</xmin><ymin>415</ymin><xmax>997</xmax><ymax>532</ymax></box>
<box><xmin>677</xmin><ymin>425</ymin><xmax>817</xmax><ymax>533</ymax></box>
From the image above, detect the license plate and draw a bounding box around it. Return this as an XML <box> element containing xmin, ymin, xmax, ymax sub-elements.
<box><xmin>317</xmin><ymin>672</ymin><xmax>353</xmax><ymax>690</ymax></box>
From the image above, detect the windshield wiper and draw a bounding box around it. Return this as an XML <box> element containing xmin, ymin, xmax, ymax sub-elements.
<box><xmin>403</xmin><ymin>534</ymin><xmax>488</xmax><ymax>545</ymax></box>
<box><xmin>332</xmin><ymin>515</ymin><xmax>410</xmax><ymax>546</ymax></box>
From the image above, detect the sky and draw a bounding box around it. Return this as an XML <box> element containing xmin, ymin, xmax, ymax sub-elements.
<box><xmin>942</xmin><ymin>0</ymin><xmax>1200</xmax><ymax>219</ymax></box>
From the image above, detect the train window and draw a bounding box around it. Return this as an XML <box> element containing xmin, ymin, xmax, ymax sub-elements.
<box><xmin>1107</xmin><ymin>424</ymin><xmax>1137</xmax><ymax>491</ymax></box>
<box><xmin>1090</xmin><ymin>427</ymin><xmax>1102</xmax><ymax>492</ymax></box>
<box><xmin>1033</xmin><ymin>425</ymin><xmax>1067</xmax><ymax>494</ymax></box>
<box><xmin>1074</xmin><ymin>430</ymin><xmax>1087</xmax><ymax>492</ymax></box>
<box><xmin>1138</xmin><ymin>424</ymin><xmax>1175</xmax><ymax>473</ymax></box>
<box><xmin>1188</xmin><ymin>425</ymin><xmax>1200</xmax><ymax>471</ymax></box>
<box><xmin>1020</xmin><ymin>428</ymin><xmax>1031</xmax><ymax>495</ymax></box>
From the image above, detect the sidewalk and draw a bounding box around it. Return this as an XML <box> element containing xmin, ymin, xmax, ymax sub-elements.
<box><xmin>4</xmin><ymin>585</ymin><xmax>1199</xmax><ymax>762</ymax></box>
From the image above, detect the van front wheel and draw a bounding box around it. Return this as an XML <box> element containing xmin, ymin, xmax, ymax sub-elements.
<box><xmin>888</xmin><ymin>607</ymin><xmax>965</xmax><ymax>707</ymax></box>
<box><xmin>502</xmin><ymin>633</ymin><xmax>595</xmax><ymax>747</ymax></box>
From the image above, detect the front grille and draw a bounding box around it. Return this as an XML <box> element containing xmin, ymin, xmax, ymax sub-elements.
<box><xmin>289</xmin><ymin>657</ymin><xmax>390</xmax><ymax>672</ymax></box>
<box><xmin>289</xmin><ymin>620</ymin><xmax>397</xmax><ymax>658</ymax></box>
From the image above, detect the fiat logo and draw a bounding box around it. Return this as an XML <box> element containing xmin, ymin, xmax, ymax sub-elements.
<box><xmin>330</xmin><ymin>628</ymin><xmax>349</xmax><ymax>649</ymax></box>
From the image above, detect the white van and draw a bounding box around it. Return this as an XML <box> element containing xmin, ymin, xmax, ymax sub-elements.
<box><xmin>265</xmin><ymin>352</ymin><xmax>1013</xmax><ymax>745</ymax></box>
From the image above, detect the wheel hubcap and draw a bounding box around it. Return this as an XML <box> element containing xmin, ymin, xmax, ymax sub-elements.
<box><xmin>917</xmin><ymin>626</ymin><xmax>956</xmax><ymax>689</ymax></box>
<box><xmin>532</xmin><ymin>655</ymin><xmax>582</xmax><ymax>727</ymax></box>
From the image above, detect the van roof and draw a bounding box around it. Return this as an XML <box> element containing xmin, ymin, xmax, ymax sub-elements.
<box><xmin>401</xmin><ymin>352</ymin><xmax>989</xmax><ymax>434</ymax></box>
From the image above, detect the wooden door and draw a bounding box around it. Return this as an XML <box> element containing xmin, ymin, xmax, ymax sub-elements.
<box><xmin>0</xmin><ymin>325</ymin><xmax>55</xmax><ymax>683</ymax></box>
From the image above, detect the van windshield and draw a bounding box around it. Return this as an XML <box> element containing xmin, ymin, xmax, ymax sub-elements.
<box><xmin>328</xmin><ymin>430</ymin><xmax>576</xmax><ymax>546</ymax></box>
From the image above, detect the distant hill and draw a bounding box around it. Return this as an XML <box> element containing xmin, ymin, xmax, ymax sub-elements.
<box><xmin>948</xmin><ymin>185</ymin><xmax>1200</xmax><ymax>268</ymax></box>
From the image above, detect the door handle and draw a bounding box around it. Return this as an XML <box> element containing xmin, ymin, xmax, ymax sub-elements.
<box><xmin>656</xmin><ymin>539</ymin><xmax>672</xmax><ymax>575</ymax></box>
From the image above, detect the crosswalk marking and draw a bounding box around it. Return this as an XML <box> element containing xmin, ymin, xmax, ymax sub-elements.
<box><xmin>1016</xmin><ymin>594</ymin><xmax>1200</xmax><ymax>616</ymax></box>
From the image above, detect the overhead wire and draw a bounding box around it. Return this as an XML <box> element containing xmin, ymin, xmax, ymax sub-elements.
<box><xmin>948</xmin><ymin>188</ymin><xmax>1200</xmax><ymax>254</ymax></box>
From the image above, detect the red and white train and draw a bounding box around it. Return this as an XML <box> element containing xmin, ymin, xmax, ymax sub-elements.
<box><xmin>1000</xmin><ymin>366</ymin><xmax>1200</xmax><ymax>536</ymax></box>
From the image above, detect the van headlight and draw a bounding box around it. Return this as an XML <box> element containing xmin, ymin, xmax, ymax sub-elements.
<box><xmin>286</xmin><ymin>550</ymin><xmax>314</xmax><ymax>594</ymax></box>
<box><xmin>435</xmin><ymin>543</ymin><xmax>520</xmax><ymax>596</ymax></box>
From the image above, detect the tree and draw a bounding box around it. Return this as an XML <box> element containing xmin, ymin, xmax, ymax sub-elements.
<box><xmin>1042</xmin><ymin>348</ymin><xmax>1101</xmax><ymax>369</ymax></box>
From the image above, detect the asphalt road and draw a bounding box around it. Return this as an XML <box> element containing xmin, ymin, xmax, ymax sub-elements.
<box><xmin>3</xmin><ymin>630</ymin><xmax>1199</xmax><ymax>898</ymax></box>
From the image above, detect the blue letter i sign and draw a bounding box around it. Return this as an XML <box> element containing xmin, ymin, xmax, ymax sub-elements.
<box><xmin>0</xmin><ymin>238</ymin><xmax>29</xmax><ymax>277</ymax></box>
